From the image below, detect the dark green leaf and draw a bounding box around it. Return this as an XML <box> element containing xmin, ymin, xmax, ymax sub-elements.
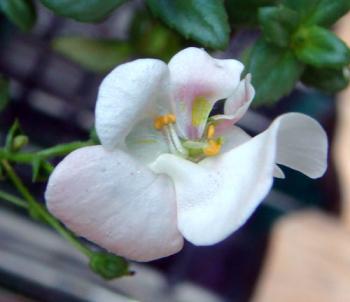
<box><xmin>302</xmin><ymin>66</ymin><xmax>350</xmax><ymax>93</ymax></box>
<box><xmin>31</xmin><ymin>158</ymin><xmax>53</xmax><ymax>182</ymax></box>
<box><xmin>246</xmin><ymin>39</ymin><xmax>304</xmax><ymax>106</ymax></box>
<box><xmin>283</xmin><ymin>0</ymin><xmax>350</xmax><ymax>26</ymax></box>
<box><xmin>293</xmin><ymin>26</ymin><xmax>350</xmax><ymax>68</ymax></box>
<box><xmin>130</xmin><ymin>12</ymin><xmax>182</xmax><ymax>61</ymax></box>
<box><xmin>52</xmin><ymin>37</ymin><xmax>133</xmax><ymax>73</ymax></box>
<box><xmin>0</xmin><ymin>0</ymin><xmax>36</xmax><ymax>31</ymax></box>
<box><xmin>226</xmin><ymin>0</ymin><xmax>277</xmax><ymax>26</ymax></box>
<box><xmin>259</xmin><ymin>6</ymin><xmax>300</xmax><ymax>48</ymax></box>
<box><xmin>0</xmin><ymin>76</ymin><xmax>9</xmax><ymax>112</ymax></box>
<box><xmin>40</xmin><ymin>0</ymin><xmax>128</xmax><ymax>22</ymax></box>
<box><xmin>89</xmin><ymin>252</ymin><xmax>131</xmax><ymax>280</ymax></box>
<box><xmin>146</xmin><ymin>0</ymin><xmax>230</xmax><ymax>49</ymax></box>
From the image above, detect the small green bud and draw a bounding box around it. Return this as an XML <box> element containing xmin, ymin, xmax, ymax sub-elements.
<box><xmin>12</xmin><ymin>135</ymin><xmax>29</xmax><ymax>151</ymax></box>
<box><xmin>89</xmin><ymin>252</ymin><xmax>131</xmax><ymax>280</ymax></box>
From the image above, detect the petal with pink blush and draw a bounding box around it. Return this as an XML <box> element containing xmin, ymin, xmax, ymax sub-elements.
<box><xmin>168</xmin><ymin>47</ymin><xmax>244</xmax><ymax>139</ymax></box>
<box><xmin>45</xmin><ymin>146</ymin><xmax>183</xmax><ymax>261</ymax></box>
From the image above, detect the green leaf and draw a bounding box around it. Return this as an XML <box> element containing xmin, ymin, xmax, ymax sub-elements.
<box><xmin>40</xmin><ymin>0</ymin><xmax>128</xmax><ymax>22</ymax></box>
<box><xmin>226</xmin><ymin>0</ymin><xmax>278</xmax><ymax>26</ymax></box>
<box><xmin>258</xmin><ymin>6</ymin><xmax>300</xmax><ymax>48</ymax></box>
<box><xmin>283</xmin><ymin>0</ymin><xmax>350</xmax><ymax>27</ymax></box>
<box><xmin>293</xmin><ymin>26</ymin><xmax>350</xmax><ymax>68</ymax></box>
<box><xmin>146</xmin><ymin>0</ymin><xmax>230</xmax><ymax>49</ymax></box>
<box><xmin>0</xmin><ymin>0</ymin><xmax>36</xmax><ymax>31</ymax></box>
<box><xmin>52</xmin><ymin>37</ymin><xmax>133</xmax><ymax>73</ymax></box>
<box><xmin>0</xmin><ymin>76</ymin><xmax>9</xmax><ymax>112</ymax></box>
<box><xmin>130</xmin><ymin>12</ymin><xmax>182</xmax><ymax>61</ymax></box>
<box><xmin>89</xmin><ymin>252</ymin><xmax>131</xmax><ymax>280</ymax></box>
<box><xmin>246</xmin><ymin>39</ymin><xmax>304</xmax><ymax>106</ymax></box>
<box><xmin>302</xmin><ymin>66</ymin><xmax>350</xmax><ymax>93</ymax></box>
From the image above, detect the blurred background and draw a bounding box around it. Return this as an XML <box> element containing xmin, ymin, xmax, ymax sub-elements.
<box><xmin>0</xmin><ymin>1</ymin><xmax>349</xmax><ymax>301</ymax></box>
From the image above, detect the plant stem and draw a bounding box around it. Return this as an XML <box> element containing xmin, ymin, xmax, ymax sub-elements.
<box><xmin>1</xmin><ymin>159</ymin><xmax>93</xmax><ymax>258</ymax></box>
<box><xmin>0</xmin><ymin>190</ymin><xmax>28</xmax><ymax>209</ymax></box>
<box><xmin>0</xmin><ymin>140</ymin><xmax>94</xmax><ymax>164</ymax></box>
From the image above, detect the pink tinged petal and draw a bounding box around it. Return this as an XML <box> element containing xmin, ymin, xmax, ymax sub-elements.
<box><xmin>45</xmin><ymin>146</ymin><xmax>183</xmax><ymax>261</ymax></box>
<box><xmin>168</xmin><ymin>47</ymin><xmax>244</xmax><ymax>139</ymax></box>
<box><xmin>95</xmin><ymin>59</ymin><xmax>171</xmax><ymax>150</ymax></box>
<box><xmin>151</xmin><ymin>113</ymin><xmax>326</xmax><ymax>245</ymax></box>
<box><xmin>211</xmin><ymin>74</ymin><xmax>255</xmax><ymax>135</ymax></box>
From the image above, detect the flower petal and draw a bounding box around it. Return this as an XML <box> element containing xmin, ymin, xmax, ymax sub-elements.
<box><xmin>211</xmin><ymin>74</ymin><xmax>255</xmax><ymax>134</ymax></box>
<box><xmin>168</xmin><ymin>47</ymin><xmax>244</xmax><ymax>139</ymax></box>
<box><xmin>45</xmin><ymin>146</ymin><xmax>183</xmax><ymax>261</ymax></box>
<box><xmin>96</xmin><ymin>59</ymin><xmax>171</xmax><ymax>150</ymax></box>
<box><xmin>125</xmin><ymin>119</ymin><xmax>169</xmax><ymax>165</ymax></box>
<box><xmin>273</xmin><ymin>113</ymin><xmax>328</xmax><ymax>178</ymax></box>
<box><xmin>151</xmin><ymin>113</ymin><xmax>327</xmax><ymax>245</ymax></box>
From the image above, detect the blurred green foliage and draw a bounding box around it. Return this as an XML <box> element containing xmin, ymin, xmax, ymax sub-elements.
<box><xmin>0</xmin><ymin>0</ymin><xmax>36</xmax><ymax>31</ymax></box>
<box><xmin>0</xmin><ymin>76</ymin><xmax>9</xmax><ymax>112</ymax></box>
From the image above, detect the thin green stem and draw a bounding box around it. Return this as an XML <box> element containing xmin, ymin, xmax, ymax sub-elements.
<box><xmin>0</xmin><ymin>140</ymin><xmax>94</xmax><ymax>164</ymax></box>
<box><xmin>0</xmin><ymin>190</ymin><xmax>28</xmax><ymax>209</ymax></box>
<box><xmin>1</xmin><ymin>159</ymin><xmax>93</xmax><ymax>258</ymax></box>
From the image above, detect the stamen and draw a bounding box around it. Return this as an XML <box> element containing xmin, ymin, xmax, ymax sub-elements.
<box><xmin>154</xmin><ymin>114</ymin><xmax>176</xmax><ymax>130</ymax></box>
<box><xmin>203</xmin><ymin>140</ymin><xmax>222</xmax><ymax>156</ymax></box>
<box><xmin>207</xmin><ymin>124</ymin><xmax>215</xmax><ymax>139</ymax></box>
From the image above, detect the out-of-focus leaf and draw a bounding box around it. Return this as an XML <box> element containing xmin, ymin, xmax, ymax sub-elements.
<box><xmin>226</xmin><ymin>0</ymin><xmax>277</xmax><ymax>26</ymax></box>
<box><xmin>0</xmin><ymin>76</ymin><xmax>9</xmax><ymax>112</ymax></box>
<box><xmin>146</xmin><ymin>0</ymin><xmax>230</xmax><ymax>49</ymax></box>
<box><xmin>31</xmin><ymin>158</ymin><xmax>53</xmax><ymax>182</ymax></box>
<box><xmin>52</xmin><ymin>37</ymin><xmax>133</xmax><ymax>73</ymax></box>
<box><xmin>293</xmin><ymin>26</ymin><xmax>350</xmax><ymax>68</ymax></box>
<box><xmin>130</xmin><ymin>12</ymin><xmax>182</xmax><ymax>61</ymax></box>
<box><xmin>40</xmin><ymin>0</ymin><xmax>128</xmax><ymax>22</ymax></box>
<box><xmin>283</xmin><ymin>0</ymin><xmax>350</xmax><ymax>27</ymax></box>
<box><xmin>246</xmin><ymin>39</ymin><xmax>304</xmax><ymax>106</ymax></box>
<box><xmin>0</xmin><ymin>0</ymin><xmax>36</xmax><ymax>31</ymax></box>
<box><xmin>259</xmin><ymin>6</ymin><xmax>299</xmax><ymax>47</ymax></box>
<box><xmin>302</xmin><ymin>66</ymin><xmax>350</xmax><ymax>94</ymax></box>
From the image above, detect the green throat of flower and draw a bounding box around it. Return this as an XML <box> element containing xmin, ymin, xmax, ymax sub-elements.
<box><xmin>154</xmin><ymin>114</ymin><xmax>223</xmax><ymax>162</ymax></box>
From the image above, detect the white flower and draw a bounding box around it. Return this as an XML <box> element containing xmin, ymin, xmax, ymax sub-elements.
<box><xmin>45</xmin><ymin>48</ymin><xmax>328</xmax><ymax>262</ymax></box>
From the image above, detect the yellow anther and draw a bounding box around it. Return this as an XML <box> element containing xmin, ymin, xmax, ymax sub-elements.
<box><xmin>207</xmin><ymin>124</ymin><xmax>215</xmax><ymax>139</ymax></box>
<box><xmin>203</xmin><ymin>140</ymin><xmax>222</xmax><ymax>156</ymax></box>
<box><xmin>168</xmin><ymin>114</ymin><xmax>176</xmax><ymax>123</ymax></box>
<box><xmin>154</xmin><ymin>117</ymin><xmax>164</xmax><ymax>130</ymax></box>
<box><xmin>154</xmin><ymin>114</ymin><xmax>176</xmax><ymax>130</ymax></box>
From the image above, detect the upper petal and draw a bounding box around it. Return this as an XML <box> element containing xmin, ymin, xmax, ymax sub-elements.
<box><xmin>96</xmin><ymin>59</ymin><xmax>171</xmax><ymax>150</ymax></box>
<box><xmin>45</xmin><ymin>146</ymin><xmax>183</xmax><ymax>261</ymax></box>
<box><xmin>168</xmin><ymin>47</ymin><xmax>244</xmax><ymax>139</ymax></box>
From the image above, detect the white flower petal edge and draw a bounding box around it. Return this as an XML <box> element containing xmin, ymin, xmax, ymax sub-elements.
<box><xmin>45</xmin><ymin>146</ymin><xmax>183</xmax><ymax>261</ymax></box>
<box><xmin>150</xmin><ymin>113</ymin><xmax>327</xmax><ymax>245</ymax></box>
<box><xmin>96</xmin><ymin>59</ymin><xmax>171</xmax><ymax>150</ymax></box>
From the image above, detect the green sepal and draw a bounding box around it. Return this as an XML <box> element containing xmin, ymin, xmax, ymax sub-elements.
<box><xmin>89</xmin><ymin>252</ymin><xmax>131</xmax><ymax>280</ymax></box>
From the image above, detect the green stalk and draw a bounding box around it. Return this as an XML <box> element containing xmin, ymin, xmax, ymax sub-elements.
<box><xmin>1</xmin><ymin>159</ymin><xmax>93</xmax><ymax>258</ymax></box>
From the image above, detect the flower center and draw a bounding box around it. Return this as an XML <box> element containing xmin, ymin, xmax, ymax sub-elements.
<box><xmin>154</xmin><ymin>114</ymin><xmax>223</xmax><ymax>162</ymax></box>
